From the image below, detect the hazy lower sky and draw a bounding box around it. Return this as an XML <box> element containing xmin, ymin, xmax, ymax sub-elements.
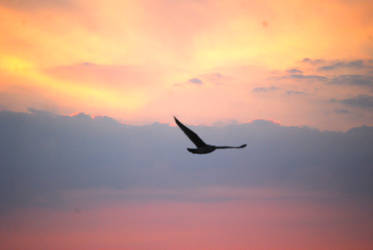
<box><xmin>0</xmin><ymin>0</ymin><xmax>372</xmax><ymax>130</ymax></box>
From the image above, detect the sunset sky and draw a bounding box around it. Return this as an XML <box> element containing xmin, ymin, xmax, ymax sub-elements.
<box><xmin>1</xmin><ymin>1</ymin><xmax>373</xmax><ymax>250</ymax></box>
<box><xmin>0</xmin><ymin>0</ymin><xmax>372</xmax><ymax>129</ymax></box>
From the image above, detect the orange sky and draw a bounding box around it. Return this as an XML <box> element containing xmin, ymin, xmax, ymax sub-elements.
<box><xmin>0</xmin><ymin>0</ymin><xmax>373</xmax><ymax>130</ymax></box>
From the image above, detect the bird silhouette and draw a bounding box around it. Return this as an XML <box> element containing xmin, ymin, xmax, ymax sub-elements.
<box><xmin>174</xmin><ymin>116</ymin><xmax>247</xmax><ymax>154</ymax></box>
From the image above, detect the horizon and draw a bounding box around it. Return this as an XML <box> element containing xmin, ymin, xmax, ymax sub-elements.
<box><xmin>7</xmin><ymin>108</ymin><xmax>373</xmax><ymax>132</ymax></box>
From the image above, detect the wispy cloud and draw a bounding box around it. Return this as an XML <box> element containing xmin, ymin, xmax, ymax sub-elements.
<box><xmin>188</xmin><ymin>78</ymin><xmax>203</xmax><ymax>85</ymax></box>
<box><xmin>278</xmin><ymin>74</ymin><xmax>328</xmax><ymax>81</ymax></box>
<box><xmin>329</xmin><ymin>74</ymin><xmax>373</xmax><ymax>87</ymax></box>
<box><xmin>289</xmin><ymin>74</ymin><xmax>328</xmax><ymax>81</ymax></box>
<box><xmin>334</xmin><ymin>95</ymin><xmax>373</xmax><ymax>109</ymax></box>
<box><xmin>286</xmin><ymin>90</ymin><xmax>306</xmax><ymax>95</ymax></box>
<box><xmin>252</xmin><ymin>86</ymin><xmax>279</xmax><ymax>93</ymax></box>
<box><xmin>318</xmin><ymin>60</ymin><xmax>368</xmax><ymax>71</ymax></box>
<box><xmin>302</xmin><ymin>58</ymin><xmax>325</xmax><ymax>65</ymax></box>
<box><xmin>335</xmin><ymin>108</ymin><xmax>350</xmax><ymax>114</ymax></box>
<box><xmin>287</xmin><ymin>68</ymin><xmax>303</xmax><ymax>74</ymax></box>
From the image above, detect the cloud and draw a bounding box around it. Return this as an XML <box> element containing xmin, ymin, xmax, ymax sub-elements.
<box><xmin>329</xmin><ymin>74</ymin><xmax>373</xmax><ymax>87</ymax></box>
<box><xmin>278</xmin><ymin>59</ymin><xmax>373</xmax><ymax>89</ymax></box>
<box><xmin>274</xmin><ymin>65</ymin><xmax>327</xmax><ymax>82</ymax></box>
<box><xmin>188</xmin><ymin>78</ymin><xmax>203</xmax><ymax>85</ymax></box>
<box><xmin>302</xmin><ymin>58</ymin><xmax>325</xmax><ymax>65</ymax></box>
<box><xmin>273</xmin><ymin>72</ymin><xmax>328</xmax><ymax>82</ymax></box>
<box><xmin>318</xmin><ymin>60</ymin><xmax>366</xmax><ymax>71</ymax></box>
<box><xmin>286</xmin><ymin>90</ymin><xmax>306</xmax><ymax>95</ymax></box>
<box><xmin>252</xmin><ymin>86</ymin><xmax>279</xmax><ymax>93</ymax></box>
<box><xmin>287</xmin><ymin>68</ymin><xmax>303</xmax><ymax>74</ymax></box>
<box><xmin>287</xmin><ymin>74</ymin><xmax>328</xmax><ymax>81</ymax></box>
<box><xmin>335</xmin><ymin>95</ymin><xmax>373</xmax><ymax>109</ymax></box>
<box><xmin>1</xmin><ymin>110</ymin><xmax>373</xmax><ymax>213</ymax></box>
<box><xmin>335</xmin><ymin>108</ymin><xmax>350</xmax><ymax>114</ymax></box>
<box><xmin>301</xmin><ymin>58</ymin><xmax>373</xmax><ymax>72</ymax></box>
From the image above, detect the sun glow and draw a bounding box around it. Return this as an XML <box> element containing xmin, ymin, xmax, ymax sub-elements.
<box><xmin>0</xmin><ymin>55</ymin><xmax>147</xmax><ymax>112</ymax></box>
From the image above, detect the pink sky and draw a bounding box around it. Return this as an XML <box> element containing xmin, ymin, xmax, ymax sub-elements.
<box><xmin>2</xmin><ymin>188</ymin><xmax>373</xmax><ymax>250</ymax></box>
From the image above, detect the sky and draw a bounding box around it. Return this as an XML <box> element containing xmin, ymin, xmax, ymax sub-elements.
<box><xmin>1</xmin><ymin>0</ymin><xmax>373</xmax><ymax>249</ymax></box>
<box><xmin>0</xmin><ymin>0</ymin><xmax>372</xmax><ymax>130</ymax></box>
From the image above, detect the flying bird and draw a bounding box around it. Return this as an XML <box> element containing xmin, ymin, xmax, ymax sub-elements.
<box><xmin>174</xmin><ymin>116</ymin><xmax>247</xmax><ymax>154</ymax></box>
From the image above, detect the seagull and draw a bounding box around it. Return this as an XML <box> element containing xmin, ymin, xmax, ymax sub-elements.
<box><xmin>174</xmin><ymin>116</ymin><xmax>247</xmax><ymax>154</ymax></box>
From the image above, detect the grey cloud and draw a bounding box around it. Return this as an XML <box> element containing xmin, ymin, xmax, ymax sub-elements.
<box><xmin>329</xmin><ymin>74</ymin><xmax>373</xmax><ymax>87</ymax></box>
<box><xmin>318</xmin><ymin>60</ymin><xmax>366</xmax><ymax>71</ymax></box>
<box><xmin>336</xmin><ymin>95</ymin><xmax>373</xmax><ymax>109</ymax></box>
<box><xmin>274</xmin><ymin>73</ymin><xmax>328</xmax><ymax>82</ymax></box>
<box><xmin>81</xmin><ymin>62</ymin><xmax>94</xmax><ymax>66</ymax></box>
<box><xmin>188</xmin><ymin>78</ymin><xmax>203</xmax><ymax>85</ymax></box>
<box><xmin>279</xmin><ymin>58</ymin><xmax>373</xmax><ymax>89</ymax></box>
<box><xmin>288</xmin><ymin>74</ymin><xmax>328</xmax><ymax>81</ymax></box>
<box><xmin>335</xmin><ymin>108</ymin><xmax>350</xmax><ymax>114</ymax></box>
<box><xmin>0</xmin><ymin>111</ymin><xmax>373</xmax><ymax>213</ymax></box>
<box><xmin>287</xmin><ymin>68</ymin><xmax>303</xmax><ymax>74</ymax></box>
<box><xmin>252</xmin><ymin>86</ymin><xmax>279</xmax><ymax>93</ymax></box>
<box><xmin>286</xmin><ymin>90</ymin><xmax>306</xmax><ymax>95</ymax></box>
<box><xmin>302</xmin><ymin>58</ymin><xmax>325</xmax><ymax>65</ymax></box>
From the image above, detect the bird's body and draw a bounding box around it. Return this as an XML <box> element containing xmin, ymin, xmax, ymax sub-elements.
<box><xmin>187</xmin><ymin>145</ymin><xmax>216</xmax><ymax>154</ymax></box>
<box><xmin>174</xmin><ymin>116</ymin><xmax>246</xmax><ymax>154</ymax></box>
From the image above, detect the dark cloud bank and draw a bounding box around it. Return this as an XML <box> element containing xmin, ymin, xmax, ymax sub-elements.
<box><xmin>1</xmin><ymin>110</ymin><xmax>373</xmax><ymax>212</ymax></box>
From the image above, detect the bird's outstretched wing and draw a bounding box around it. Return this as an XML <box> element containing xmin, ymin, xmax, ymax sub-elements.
<box><xmin>174</xmin><ymin>117</ymin><xmax>207</xmax><ymax>148</ymax></box>
<box><xmin>215</xmin><ymin>144</ymin><xmax>247</xmax><ymax>149</ymax></box>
